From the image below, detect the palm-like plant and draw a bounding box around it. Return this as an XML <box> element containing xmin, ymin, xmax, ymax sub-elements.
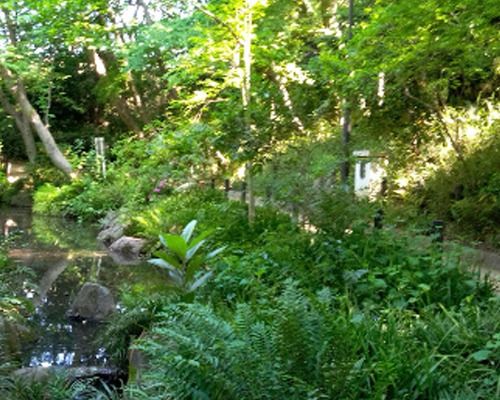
<box><xmin>148</xmin><ymin>220</ymin><xmax>225</xmax><ymax>293</ymax></box>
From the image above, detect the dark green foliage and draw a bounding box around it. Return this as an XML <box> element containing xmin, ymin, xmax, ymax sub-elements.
<box><xmin>104</xmin><ymin>291</ymin><xmax>173</xmax><ymax>369</ymax></box>
<box><xmin>0</xmin><ymin>172</ymin><xmax>17</xmax><ymax>204</ymax></box>
<box><xmin>329</xmin><ymin>228</ymin><xmax>493</xmax><ymax>310</ymax></box>
<box><xmin>0</xmin><ymin>373</ymin><xmax>71</xmax><ymax>400</ymax></box>
<box><xmin>127</xmin><ymin>185</ymin><xmax>493</xmax><ymax>311</ymax></box>
<box><xmin>0</xmin><ymin>374</ymin><xmax>122</xmax><ymax>400</ymax></box>
<box><xmin>127</xmin><ymin>286</ymin><xmax>499</xmax><ymax>400</ymax></box>
<box><xmin>148</xmin><ymin>219</ymin><xmax>226</xmax><ymax>294</ymax></box>
<box><xmin>100</xmin><ymin>184</ymin><xmax>497</xmax><ymax>399</ymax></box>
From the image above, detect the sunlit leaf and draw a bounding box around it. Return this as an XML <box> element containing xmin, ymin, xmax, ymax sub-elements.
<box><xmin>154</xmin><ymin>250</ymin><xmax>182</xmax><ymax>269</ymax></box>
<box><xmin>186</xmin><ymin>239</ymin><xmax>206</xmax><ymax>261</ymax></box>
<box><xmin>148</xmin><ymin>258</ymin><xmax>178</xmax><ymax>274</ymax></box>
<box><xmin>181</xmin><ymin>220</ymin><xmax>197</xmax><ymax>243</ymax></box>
<box><xmin>188</xmin><ymin>271</ymin><xmax>213</xmax><ymax>292</ymax></box>
<box><xmin>206</xmin><ymin>246</ymin><xmax>226</xmax><ymax>259</ymax></box>
<box><xmin>471</xmin><ymin>349</ymin><xmax>491</xmax><ymax>362</ymax></box>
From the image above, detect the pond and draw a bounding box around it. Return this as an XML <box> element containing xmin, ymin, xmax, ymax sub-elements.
<box><xmin>0</xmin><ymin>207</ymin><xmax>164</xmax><ymax>370</ymax></box>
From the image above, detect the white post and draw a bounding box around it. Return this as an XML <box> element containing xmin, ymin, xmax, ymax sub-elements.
<box><xmin>94</xmin><ymin>137</ymin><xmax>106</xmax><ymax>178</ymax></box>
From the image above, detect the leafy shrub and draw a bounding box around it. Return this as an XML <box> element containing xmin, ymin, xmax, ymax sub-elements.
<box><xmin>33</xmin><ymin>183</ymin><xmax>71</xmax><ymax>215</ymax></box>
<box><xmin>0</xmin><ymin>172</ymin><xmax>11</xmax><ymax>203</ymax></box>
<box><xmin>324</xmin><ymin>227</ymin><xmax>493</xmax><ymax>310</ymax></box>
<box><xmin>253</xmin><ymin>138</ymin><xmax>377</xmax><ymax>238</ymax></box>
<box><xmin>0</xmin><ymin>374</ymin><xmax>122</xmax><ymax>400</ymax></box>
<box><xmin>129</xmin><ymin>189</ymin><xmax>235</xmax><ymax>239</ymax></box>
<box><xmin>130</xmin><ymin>188</ymin><xmax>299</xmax><ymax>247</ymax></box>
<box><xmin>0</xmin><ymin>373</ymin><xmax>72</xmax><ymax>400</ymax></box>
<box><xmin>148</xmin><ymin>220</ymin><xmax>226</xmax><ymax>295</ymax></box>
<box><xmin>33</xmin><ymin>172</ymin><xmax>141</xmax><ymax>220</ymax></box>
<box><xmin>306</xmin><ymin>188</ymin><xmax>375</xmax><ymax>237</ymax></box>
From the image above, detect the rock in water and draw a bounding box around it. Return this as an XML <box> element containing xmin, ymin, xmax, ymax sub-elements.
<box><xmin>12</xmin><ymin>366</ymin><xmax>124</xmax><ymax>384</ymax></box>
<box><xmin>97</xmin><ymin>212</ymin><xmax>125</xmax><ymax>245</ymax></box>
<box><xmin>68</xmin><ymin>282</ymin><xmax>115</xmax><ymax>321</ymax></box>
<box><xmin>97</xmin><ymin>224</ymin><xmax>124</xmax><ymax>246</ymax></box>
<box><xmin>108</xmin><ymin>236</ymin><xmax>146</xmax><ymax>265</ymax></box>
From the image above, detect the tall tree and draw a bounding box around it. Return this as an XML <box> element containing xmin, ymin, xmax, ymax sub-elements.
<box><xmin>242</xmin><ymin>0</ymin><xmax>256</xmax><ymax>224</ymax></box>
<box><xmin>0</xmin><ymin>85</ymin><xmax>36</xmax><ymax>163</ymax></box>
<box><xmin>340</xmin><ymin>0</ymin><xmax>354</xmax><ymax>187</ymax></box>
<box><xmin>0</xmin><ymin>4</ymin><xmax>73</xmax><ymax>175</ymax></box>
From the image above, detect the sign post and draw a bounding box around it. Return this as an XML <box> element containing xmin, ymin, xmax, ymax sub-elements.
<box><xmin>94</xmin><ymin>137</ymin><xmax>106</xmax><ymax>178</ymax></box>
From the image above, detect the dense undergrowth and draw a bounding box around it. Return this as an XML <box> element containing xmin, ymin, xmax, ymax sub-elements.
<box><xmin>100</xmin><ymin>190</ymin><xmax>498</xmax><ymax>400</ymax></box>
<box><xmin>9</xmin><ymin>105</ymin><xmax>493</xmax><ymax>398</ymax></box>
<box><xmin>24</xmin><ymin>127</ymin><xmax>500</xmax><ymax>399</ymax></box>
<box><xmin>30</xmin><ymin>102</ymin><xmax>500</xmax><ymax>245</ymax></box>
<box><xmin>1</xmin><ymin>170</ymin><xmax>497</xmax><ymax>399</ymax></box>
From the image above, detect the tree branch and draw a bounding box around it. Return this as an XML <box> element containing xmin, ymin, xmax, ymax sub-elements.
<box><xmin>194</xmin><ymin>4</ymin><xmax>243</xmax><ymax>45</ymax></box>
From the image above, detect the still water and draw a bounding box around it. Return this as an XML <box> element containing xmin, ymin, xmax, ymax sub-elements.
<box><xmin>1</xmin><ymin>207</ymin><xmax>164</xmax><ymax>369</ymax></box>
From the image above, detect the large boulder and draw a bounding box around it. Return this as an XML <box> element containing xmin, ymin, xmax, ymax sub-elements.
<box><xmin>97</xmin><ymin>212</ymin><xmax>125</xmax><ymax>246</ymax></box>
<box><xmin>67</xmin><ymin>282</ymin><xmax>115</xmax><ymax>321</ymax></box>
<box><xmin>97</xmin><ymin>225</ymin><xmax>124</xmax><ymax>246</ymax></box>
<box><xmin>108</xmin><ymin>236</ymin><xmax>146</xmax><ymax>265</ymax></box>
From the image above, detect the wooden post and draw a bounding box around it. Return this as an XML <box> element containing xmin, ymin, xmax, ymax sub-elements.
<box><xmin>241</xmin><ymin>181</ymin><xmax>247</xmax><ymax>204</ymax></box>
<box><xmin>431</xmin><ymin>220</ymin><xmax>444</xmax><ymax>243</ymax></box>
<box><xmin>374</xmin><ymin>209</ymin><xmax>384</xmax><ymax>229</ymax></box>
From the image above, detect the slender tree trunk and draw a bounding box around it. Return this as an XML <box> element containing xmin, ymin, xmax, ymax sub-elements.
<box><xmin>16</xmin><ymin>83</ymin><xmax>73</xmax><ymax>176</ymax></box>
<box><xmin>0</xmin><ymin>86</ymin><xmax>37</xmax><ymax>163</ymax></box>
<box><xmin>90</xmin><ymin>49</ymin><xmax>143</xmax><ymax>134</ymax></box>
<box><xmin>242</xmin><ymin>2</ymin><xmax>255</xmax><ymax>224</ymax></box>
<box><xmin>17</xmin><ymin>113</ymin><xmax>37</xmax><ymax>164</ymax></box>
<box><xmin>112</xmin><ymin>27</ymin><xmax>149</xmax><ymax>124</ymax></box>
<box><xmin>269</xmin><ymin>64</ymin><xmax>307</xmax><ymax>135</ymax></box>
<box><xmin>114</xmin><ymin>96</ymin><xmax>142</xmax><ymax>134</ymax></box>
<box><xmin>1</xmin><ymin>9</ymin><xmax>71</xmax><ymax>175</ymax></box>
<box><xmin>340</xmin><ymin>0</ymin><xmax>354</xmax><ymax>187</ymax></box>
<box><xmin>340</xmin><ymin>102</ymin><xmax>351</xmax><ymax>185</ymax></box>
<box><xmin>1</xmin><ymin>68</ymin><xmax>73</xmax><ymax>176</ymax></box>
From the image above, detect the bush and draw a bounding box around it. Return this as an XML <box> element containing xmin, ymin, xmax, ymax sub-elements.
<box><xmin>33</xmin><ymin>182</ymin><xmax>83</xmax><ymax>216</ymax></box>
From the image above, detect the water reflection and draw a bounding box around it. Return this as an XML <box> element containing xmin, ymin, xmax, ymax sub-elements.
<box><xmin>30</xmin><ymin>350</ymin><xmax>76</xmax><ymax>367</ymax></box>
<box><xmin>0</xmin><ymin>207</ymin><xmax>167</xmax><ymax>368</ymax></box>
